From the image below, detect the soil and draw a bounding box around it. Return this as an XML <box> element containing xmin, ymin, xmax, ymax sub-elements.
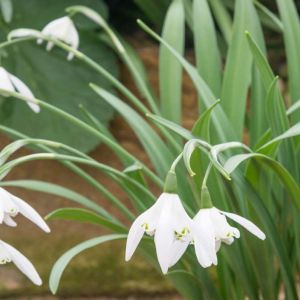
<box><xmin>0</xmin><ymin>38</ymin><xmax>198</xmax><ymax>298</ymax></box>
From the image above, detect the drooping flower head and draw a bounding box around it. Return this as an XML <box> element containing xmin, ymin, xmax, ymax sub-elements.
<box><xmin>125</xmin><ymin>172</ymin><xmax>192</xmax><ymax>274</ymax></box>
<box><xmin>37</xmin><ymin>16</ymin><xmax>79</xmax><ymax>60</ymax></box>
<box><xmin>0</xmin><ymin>240</ymin><xmax>42</xmax><ymax>285</ymax></box>
<box><xmin>0</xmin><ymin>187</ymin><xmax>50</xmax><ymax>233</ymax></box>
<box><xmin>0</xmin><ymin>67</ymin><xmax>40</xmax><ymax>113</ymax></box>
<box><xmin>190</xmin><ymin>187</ymin><xmax>265</xmax><ymax>268</ymax></box>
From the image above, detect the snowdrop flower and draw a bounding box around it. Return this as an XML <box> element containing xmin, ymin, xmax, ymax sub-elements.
<box><xmin>0</xmin><ymin>240</ymin><xmax>42</xmax><ymax>285</ymax></box>
<box><xmin>125</xmin><ymin>192</ymin><xmax>191</xmax><ymax>274</ymax></box>
<box><xmin>191</xmin><ymin>207</ymin><xmax>266</xmax><ymax>268</ymax></box>
<box><xmin>37</xmin><ymin>16</ymin><xmax>79</xmax><ymax>60</ymax></box>
<box><xmin>0</xmin><ymin>67</ymin><xmax>40</xmax><ymax>113</ymax></box>
<box><xmin>0</xmin><ymin>187</ymin><xmax>50</xmax><ymax>233</ymax></box>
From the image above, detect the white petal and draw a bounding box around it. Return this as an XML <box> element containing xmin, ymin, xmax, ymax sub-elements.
<box><xmin>8</xmin><ymin>74</ymin><xmax>40</xmax><ymax>113</ymax></box>
<box><xmin>3</xmin><ymin>214</ymin><xmax>17</xmax><ymax>227</ymax></box>
<box><xmin>215</xmin><ymin>240</ymin><xmax>221</xmax><ymax>252</ymax></box>
<box><xmin>194</xmin><ymin>237</ymin><xmax>214</xmax><ymax>268</ymax></box>
<box><xmin>220</xmin><ymin>210</ymin><xmax>266</xmax><ymax>240</ymax></box>
<box><xmin>168</xmin><ymin>240</ymin><xmax>189</xmax><ymax>268</ymax></box>
<box><xmin>154</xmin><ymin>225</ymin><xmax>174</xmax><ymax>274</ymax></box>
<box><xmin>0</xmin><ymin>241</ymin><xmax>42</xmax><ymax>285</ymax></box>
<box><xmin>8</xmin><ymin>29</ymin><xmax>41</xmax><ymax>40</ymax></box>
<box><xmin>125</xmin><ymin>214</ymin><xmax>146</xmax><ymax>261</ymax></box>
<box><xmin>12</xmin><ymin>196</ymin><xmax>50</xmax><ymax>233</ymax></box>
<box><xmin>192</xmin><ymin>209</ymin><xmax>218</xmax><ymax>266</ymax></box>
<box><xmin>0</xmin><ymin>67</ymin><xmax>14</xmax><ymax>91</ymax></box>
<box><xmin>46</xmin><ymin>41</ymin><xmax>54</xmax><ymax>51</ymax></box>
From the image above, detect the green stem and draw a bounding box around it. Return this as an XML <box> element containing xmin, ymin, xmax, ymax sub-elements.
<box><xmin>0</xmin><ymin>89</ymin><xmax>163</xmax><ymax>187</ymax></box>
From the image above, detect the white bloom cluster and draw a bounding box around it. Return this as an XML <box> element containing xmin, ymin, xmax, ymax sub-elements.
<box><xmin>0</xmin><ymin>187</ymin><xmax>50</xmax><ymax>285</ymax></box>
<box><xmin>126</xmin><ymin>191</ymin><xmax>265</xmax><ymax>274</ymax></box>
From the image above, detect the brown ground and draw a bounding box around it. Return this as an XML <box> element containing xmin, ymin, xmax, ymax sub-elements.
<box><xmin>0</xmin><ymin>38</ymin><xmax>197</xmax><ymax>298</ymax></box>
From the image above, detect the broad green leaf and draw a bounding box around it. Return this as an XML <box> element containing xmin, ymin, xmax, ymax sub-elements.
<box><xmin>0</xmin><ymin>179</ymin><xmax>113</xmax><ymax>219</ymax></box>
<box><xmin>138</xmin><ymin>20</ymin><xmax>236</xmax><ymax>142</ymax></box>
<box><xmin>277</xmin><ymin>0</ymin><xmax>300</xmax><ymax>121</ymax></box>
<box><xmin>46</xmin><ymin>208</ymin><xmax>126</xmax><ymax>233</ymax></box>
<box><xmin>90</xmin><ymin>85</ymin><xmax>173</xmax><ymax>178</ymax></box>
<box><xmin>193</xmin><ymin>0</ymin><xmax>221</xmax><ymax>96</ymax></box>
<box><xmin>159</xmin><ymin>0</ymin><xmax>184</xmax><ymax>123</ymax></box>
<box><xmin>49</xmin><ymin>234</ymin><xmax>127</xmax><ymax>294</ymax></box>
<box><xmin>0</xmin><ymin>0</ymin><xmax>116</xmax><ymax>152</ymax></box>
<box><xmin>221</xmin><ymin>0</ymin><xmax>261</xmax><ymax>139</ymax></box>
<box><xmin>167</xmin><ymin>270</ymin><xmax>203</xmax><ymax>300</ymax></box>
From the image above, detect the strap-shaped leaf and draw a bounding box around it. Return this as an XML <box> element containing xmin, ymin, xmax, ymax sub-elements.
<box><xmin>49</xmin><ymin>234</ymin><xmax>127</xmax><ymax>294</ymax></box>
<box><xmin>138</xmin><ymin>19</ymin><xmax>235</xmax><ymax>142</ymax></box>
<box><xmin>277</xmin><ymin>0</ymin><xmax>300</xmax><ymax>120</ymax></box>
<box><xmin>221</xmin><ymin>0</ymin><xmax>262</xmax><ymax>139</ymax></box>
<box><xmin>160</xmin><ymin>0</ymin><xmax>185</xmax><ymax>123</ymax></box>
<box><xmin>46</xmin><ymin>208</ymin><xmax>126</xmax><ymax>233</ymax></box>
<box><xmin>193</xmin><ymin>0</ymin><xmax>221</xmax><ymax>96</ymax></box>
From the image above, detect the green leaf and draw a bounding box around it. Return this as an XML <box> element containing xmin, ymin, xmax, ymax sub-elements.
<box><xmin>134</xmin><ymin>0</ymin><xmax>171</xmax><ymax>28</ymax></box>
<box><xmin>0</xmin><ymin>0</ymin><xmax>117</xmax><ymax>152</ymax></box>
<box><xmin>245</xmin><ymin>31</ymin><xmax>274</xmax><ymax>89</ymax></box>
<box><xmin>259</xmin><ymin>123</ymin><xmax>300</xmax><ymax>153</ymax></box>
<box><xmin>90</xmin><ymin>85</ymin><xmax>173</xmax><ymax>178</ymax></box>
<box><xmin>0</xmin><ymin>179</ymin><xmax>113</xmax><ymax>219</ymax></box>
<box><xmin>49</xmin><ymin>234</ymin><xmax>127</xmax><ymax>294</ymax></box>
<box><xmin>138</xmin><ymin>19</ymin><xmax>236</xmax><ymax>142</ymax></box>
<box><xmin>224</xmin><ymin>153</ymin><xmax>300</xmax><ymax>212</ymax></box>
<box><xmin>147</xmin><ymin>113</ymin><xmax>193</xmax><ymax>140</ymax></box>
<box><xmin>287</xmin><ymin>100</ymin><xmax>300</xmax><ymax>116</ymax></box>
<box><xmin>167</xmin><ymin>270</ymin><xmax>203</xmax><ymax>300</ymax></box>
<box><xmin>277</xmin><ymin>0</ymin><xmax>300</xmax><ymax>120</ymax></box>
<box><xmin>192</xmin><ymin>99</ymin><xmax>220</xmax><ymax>141</ymax></box>
<box><xmin>254</xmin><ymin>1</ymin><xmax>283</xmax><ymax>33</ymax></box>
<box><xmin>220</xmin><ymin>0</ymin><xmax>261</xmax><ymax>139</ymax></box>
<box><xmin>159</xmin><ymin>0</ymin><xmax>184</xmax><ymax>123</ymax></box>
<box><xmin>0</xmin><ymin>0</ymin><xmax>13</xmax><ymax>23</ymax></box>
<box><xmin>193</xmin><ymin>0</ymin><xmax>222</xmax><ymax>96</ymax></box>
<box><xmin>46</xmin><ymin>207</ymin><xmax>126</xmax><ymax>233</ymax></box>
<box><xmin>208</xmin><ymin>0</ymin><xmax>232</xmax><ymax>45</ymax></box>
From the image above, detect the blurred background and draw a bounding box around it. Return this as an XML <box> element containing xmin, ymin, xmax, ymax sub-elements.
<box><xmin>0</xmin><ymin>0</ymin><xmax>298</xmax><ymax>299</ymax></box>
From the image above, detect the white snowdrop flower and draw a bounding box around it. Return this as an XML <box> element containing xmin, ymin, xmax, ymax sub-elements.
<box><xmin>0</xmin><ymin>240</ymin><xmax>42</xmax><ymax>285</ymax></box>
<box><xmin>191</xmin><ymin>207</ymin><xmax>266</xmax><ymax>267</ymax></box>
<box><xmin>0</xmin><ymin>67</ymin><xmax>40</xmax><ymax>113</ymax></box>
<box><xmin>0</xmin><ymin>187</ymin><xmax>50</xmax><ymax>233</ymax></box>
<box><xmin>125</xmin><ymin>192</ymin><xmax>192</xmax><ymax>274</ymax></box>
<box><xmin>37</xmin><ymin>16</ymin><xmax>79</xmax><ymax>60</ymax></box>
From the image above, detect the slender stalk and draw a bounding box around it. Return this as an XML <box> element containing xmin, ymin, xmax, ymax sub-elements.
<box><xmin>0</xmin><ymin>152</ymin><xmax>156</xmax><ymax>204</ymax></box>
<box><xmin>0</xmin><ymin>89</ymin><xmax>163</xmax><ymax>187</ymax></box>
<box><xmin>0</xmin><ymin>125</ymin><xmax>135</xmax><ymax>221</ymax></box>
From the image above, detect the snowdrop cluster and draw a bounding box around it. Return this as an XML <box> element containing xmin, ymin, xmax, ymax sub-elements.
<box><xmin>126</xmin><ymin>171</ymin><xmax>266</xmax><ymax>274</ymax></box>
<box><xmin>0</xmin><ymin>187</ymin><xmax>50</xmax><ymax>285</ymax></box>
